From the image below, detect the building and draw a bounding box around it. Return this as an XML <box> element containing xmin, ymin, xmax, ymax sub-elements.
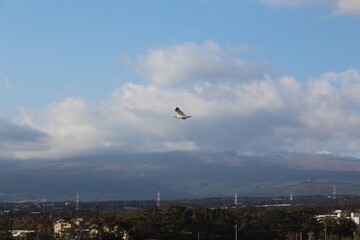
<box><xmin>54</xmin><ymin>217</ymin><xmax>128</xmax><ymax>239</ymax></box>
<box><xmin>11</xmin><ymin>230</ymin><xmax>35</xmax><ymax>238</ymax></box>
<box><xmin>351</xmin><ymin>213</ymin><xmax>360</xmax><ymax>225</ymax></box>
<box><xmin>54</xmin><ymin>219</ymin><xmax>75</xmax><ymax>238</ymax></box>
<box><xmin>315</xmin><ymin>210</ymin><xmax>360</xmax><ymax>225</ymax></box>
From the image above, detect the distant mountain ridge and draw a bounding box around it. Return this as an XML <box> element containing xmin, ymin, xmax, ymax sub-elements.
<box><xmin>1</xmin><ymin>151</ymin><xmax>360</xmax><ymax>201</ymax></box>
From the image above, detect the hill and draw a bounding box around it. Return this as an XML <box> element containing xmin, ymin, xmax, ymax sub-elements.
<box><xmin>1</xmin><ymin>151</ymin><xmax>360</xmax><ymax>201</ymax></box>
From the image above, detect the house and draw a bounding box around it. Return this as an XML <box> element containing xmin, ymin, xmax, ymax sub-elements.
<box><xmin>54</xmin><ymin>219</ymin><xmax>74</xmax><ymax>238</ymax></box>
<box><xmin>351</xmin><ymin>213</ymin><xmax>360</xmax><ymax>225</ymax></box>
<box><xmin>73</xmin><ymin>218</ymin><xmax>83</xmax><ymax>226</ymax></box>
<box><xmin>89</xmin><ymin>224</ymin><xmax>99</xmax><ymax>237</ymax></box>
<box><xmin>122</xmin><ymin>230</ymin><xmax>129</xmax><ymax>240</ymax></box>
<box><xmin>11</xmin><ymin>230</ymin><xmax>35</xmax><ymax>238</ymax></box>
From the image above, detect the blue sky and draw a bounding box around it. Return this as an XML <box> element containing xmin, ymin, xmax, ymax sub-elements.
<box><xmin>1</xmin><ymin>0</ymin><xmax>360</xmax><ymax>159</ymax></box>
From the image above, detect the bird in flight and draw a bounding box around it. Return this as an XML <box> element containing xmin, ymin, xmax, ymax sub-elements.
<box><xmin>173</xmin><ymin>107</ymin><xmax>191</xmax><ymax>120</ymax></box>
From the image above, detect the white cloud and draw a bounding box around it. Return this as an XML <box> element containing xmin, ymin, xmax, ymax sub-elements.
<box><xmin>3</xmin><ymin>42</ymin><xmax>360</xmax><ymax>159</ymax></box>
<box><xmin>335</xmin><ymin>0</ymin><xmax>360</xmax><ymax>15</ymax></box>
<box><xmin>136</xmin><ymin>40</ymin><xmax>262</xmax><ymax>85</ymax></box>
<box><xmin>260</xmin><ymin>0</ymin><xmax>360</xmax><ymax>16</ymax></box>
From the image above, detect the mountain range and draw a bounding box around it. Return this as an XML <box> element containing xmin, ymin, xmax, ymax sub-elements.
<box><xmin>1</xmin><ymin>151</ymin><xmax>360</xmax><ymax>201</ymax></box>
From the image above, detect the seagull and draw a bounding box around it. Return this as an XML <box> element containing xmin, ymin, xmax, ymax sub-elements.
<box><xmin>173</xmin><ymin>107</ymin><xmax>191</xmax><ymax>120</ymax></box>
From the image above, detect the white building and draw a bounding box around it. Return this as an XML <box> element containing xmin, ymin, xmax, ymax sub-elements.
<box><xmin>351</xmin><ymin>213</ymin><xmax>360</xmax><ymax>225</ymax></box>
<box><xmin>11</xmin><ymin>230</ymin><xmax>35</xmax><ymax>237</ymax></box>
<box><xmin>315</xmin><ymin>210</ymin><xmax>360</xmax><ymax>225</ymax></box>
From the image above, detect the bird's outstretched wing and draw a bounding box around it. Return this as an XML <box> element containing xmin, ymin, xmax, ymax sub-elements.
<box><xmin>175</xmin><ymin>107</ymin><xmax>185</xmax><ymax>116</ymax></box>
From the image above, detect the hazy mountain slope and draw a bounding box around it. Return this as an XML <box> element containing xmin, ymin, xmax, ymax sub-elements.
<box><xmin>1</xmin><ymin>152</ymin><xmax>360</xmax><ymax>201</ymax></box>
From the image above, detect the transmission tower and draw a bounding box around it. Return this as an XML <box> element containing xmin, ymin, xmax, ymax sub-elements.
<box><xmin>76</xmin><ymin>193</ymin><xmax>79</xmax><ymax>211</ymax></box>
<box><xmin>157</xmin><ymin>191</ymin><xmax>161</xmax><ymax>208</ymax></box>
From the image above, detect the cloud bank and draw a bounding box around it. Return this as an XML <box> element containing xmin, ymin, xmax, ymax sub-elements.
<box><xmin>0</xmin><ymin>117</ymin><xmax>49</xmax><ymax>158</ymax></box>
<box><xmin>260</xmin><ymin>0</ymin><xmax>360</xmax><ymax>16</ymax></box>
<box><xmin>3</xmin><ymin>41</ymin><xmax>360</xmax><ymax>159</ymax></box>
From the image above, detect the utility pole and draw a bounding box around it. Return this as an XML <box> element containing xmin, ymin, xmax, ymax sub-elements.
<box><xmin>324</xmin><ymin>226</ymin><xmax>327</xmax><ymax>240</ymax></box>
<box><xmin>235</xmin><ymin>224</ymin><xmax>238</xmax><ymax>240</ymax></box>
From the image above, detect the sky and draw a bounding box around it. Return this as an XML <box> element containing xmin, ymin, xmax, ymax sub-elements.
<box><xmin>1</xmin><ymin>0</ymin><xmax>360</xmax><ymax>159</ymax></box>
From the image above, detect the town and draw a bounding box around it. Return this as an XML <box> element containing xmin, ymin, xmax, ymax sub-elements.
<box><xmin>1</xmin><ymin>195</ymin><xmax>360</xmax><ymax>240</ymax></box>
